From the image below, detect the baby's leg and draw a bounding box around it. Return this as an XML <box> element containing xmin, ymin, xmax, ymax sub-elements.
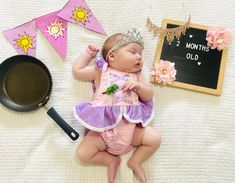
<box><xmin>77</xmin><ymin>131</ymin><xmax>121</xmax><ymax>183</ymax></box>
<box><xmin>128</xmin><ymin>126</ymin><xmax>161</xmax><ymax>183</ymax></box>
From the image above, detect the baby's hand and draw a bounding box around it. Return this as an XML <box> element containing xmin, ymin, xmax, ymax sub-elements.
<box><xmin>123</xmin><ymin>79</ymin><xmax>141</xmax><ymax>92</ymax></box>
<box><xmin>86</xmin><ymin>44</ymin><xmax>99</xmax><ymax>58</ymax></box>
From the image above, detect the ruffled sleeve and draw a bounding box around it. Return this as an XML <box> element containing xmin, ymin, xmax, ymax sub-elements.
<box><xmin>95</xmin><ymin>56</ymin><xmax>108</xmax><ymax>72</ymax></box>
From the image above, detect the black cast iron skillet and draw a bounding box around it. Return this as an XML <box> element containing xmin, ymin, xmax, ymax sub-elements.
<box><xmin>0</xmin><ymin>55</ymin><xmax>79</xmax><ymax>141</ymax></box>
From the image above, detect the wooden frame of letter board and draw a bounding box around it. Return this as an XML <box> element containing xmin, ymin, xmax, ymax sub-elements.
<box><xmin>153</xmin><ymin>19</ymin><xmax>228</xmax><ymax>96</ymax></box>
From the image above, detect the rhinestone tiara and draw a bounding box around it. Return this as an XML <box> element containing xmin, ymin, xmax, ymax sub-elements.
<box><xmin>120</xmin><ymin>28</ymin><xmax>144</xmax><ymax>48</ymax></box>
<box><xmin>106</xmin><ymin>28</ymin><xmax>144</xmax><ymax>60</ymax></box>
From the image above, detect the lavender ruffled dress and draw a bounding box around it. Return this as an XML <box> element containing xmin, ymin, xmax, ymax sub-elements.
<box><xmin>74</xmin><ymin>57</ymin><xmax>154</xmax><ymax>132</ymax></box>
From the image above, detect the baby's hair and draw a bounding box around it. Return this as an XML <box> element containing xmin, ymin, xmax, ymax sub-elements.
<box><xmin>101</xmin><ymin>33</ymin><xmax>122</xmax><ymax>60</ymax></box>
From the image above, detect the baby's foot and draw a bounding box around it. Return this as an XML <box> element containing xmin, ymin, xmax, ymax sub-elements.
<box><xmin>127</xmin><ymin>160</ymin><xmax>147</xmax><ymax>183</ymax></box>
<box><xmin>107</xmin><ymin>157</ymin><xmax>121</xmax><ymax>183</ymax></box>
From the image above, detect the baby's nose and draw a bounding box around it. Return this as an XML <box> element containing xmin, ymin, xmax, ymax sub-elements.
<box><xmin>136</xmin><ymin>54</ymin><xmax>142</xmax><ymax>60</ymax></box>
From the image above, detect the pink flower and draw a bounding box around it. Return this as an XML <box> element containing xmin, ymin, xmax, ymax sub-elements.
<box><xmin>206</xmin><ymin>25</ymin><xmax>232</xmax><ymax>51</ymax></box>
<box><xmin>151</xmin><ymin>60</ymin><xmax>177</xmax><ymax>85</ymax></box>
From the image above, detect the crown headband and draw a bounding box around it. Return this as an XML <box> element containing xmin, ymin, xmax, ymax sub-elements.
<box><xmin>106</xmin><ymin>28</ymin><xmax>144</xmax><ymax>61</ymax></box>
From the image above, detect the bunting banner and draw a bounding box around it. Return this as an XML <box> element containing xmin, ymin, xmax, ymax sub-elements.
<box><xmin>4</xmin><ymin>21</ymin><xmax>37</xmax><ymax>56</ymax></box>
<box><xmin>3</xmin><ymin>0</ymin><xmax>106</xmax><ymax>60</ymax></box>
<box><xmin>57</xmin><ymin>0</ymin><xmax>106</xmax><ymax>35</ymax></box>
<box><xmin>35</xmin><ymin>10</ymin><xmax>68</xmax><ymax>59</ymax></box>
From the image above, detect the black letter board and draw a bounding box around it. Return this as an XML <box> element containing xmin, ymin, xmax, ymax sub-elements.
<box><xmin>154</xmin><ymin>19</ymin><xmax>228</xmax><ymax>95</ymax></box>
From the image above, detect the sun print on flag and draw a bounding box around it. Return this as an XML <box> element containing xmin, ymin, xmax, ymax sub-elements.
<box><xmin>45</xmin><ymin>20</ymin><xmax>65</xmax><ymax>39</ymax></box>
<box><xmin>72</xmin><ymin>6</ymin><xmax>89</xmax><ymax>25</ymax></box>
<box><xmin>15</xmin><ymin>32</ymin><xmax>34</xmax><ymax>54</ymax></box>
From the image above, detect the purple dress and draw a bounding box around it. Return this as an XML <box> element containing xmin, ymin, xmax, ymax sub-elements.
<box><xmin>74</xmin><ymin>57</ymin><xmax>154</xmax><ymax>132</ymax></box>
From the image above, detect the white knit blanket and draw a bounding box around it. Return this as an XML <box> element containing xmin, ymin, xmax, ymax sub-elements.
<box><xmin>0</xmin><ymin>0</ymin><xmax>235</xmax><ymax>182</ymax></box>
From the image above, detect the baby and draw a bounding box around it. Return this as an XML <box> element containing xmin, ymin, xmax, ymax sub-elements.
<box><xmin>73</xmin><ymin>29</ymin><xmax>161</xmax><ymax>183</ymax></box>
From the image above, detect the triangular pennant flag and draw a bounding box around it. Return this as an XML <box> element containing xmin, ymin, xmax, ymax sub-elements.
<box><xmin>35</xmin><ymin>10</ymin><xmax>68</xmax><ymax>59</ymax></box>
<box><xmin>57</xmin><ymin>0</ymin><xmax>106</xmax><ymax>35</ymax></box>
<box><xmin>4</xmin><ymin>21</ymin><xmax>37</xmax><ymax>56</ymax></box>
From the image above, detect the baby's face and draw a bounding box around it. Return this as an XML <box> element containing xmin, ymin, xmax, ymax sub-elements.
<box><xmin>110</xmin><ymin>43</ymin><xmax>143</xmax><ymax>73</ymax></box>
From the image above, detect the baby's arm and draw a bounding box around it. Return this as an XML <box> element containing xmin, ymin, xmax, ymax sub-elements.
<box><xmin>72</xmin><ymin>44</ymin><xmax>99</xmax><ymax>81</ymax></box>
<box><xmin>124</xmin><ymin>73</ymin><xmax>153</xmax><ymax>102</ymax></box>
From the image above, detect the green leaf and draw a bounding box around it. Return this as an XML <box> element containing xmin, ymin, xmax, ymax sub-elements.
<box><xmin>102</xmin><ymin>84</ymin><xmax>119</xmax><ymax>95</ymax></box>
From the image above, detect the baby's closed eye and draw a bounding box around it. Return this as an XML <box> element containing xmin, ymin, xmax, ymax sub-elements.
<box><xmin>128</xmin><ymin>50</ymin><xmax>136</xmax><ymax>54</ymax></box>
<box><xmin>127</xmin><ymin>49</ymin><xmax>142</xmax><ymax>56</ymax></box>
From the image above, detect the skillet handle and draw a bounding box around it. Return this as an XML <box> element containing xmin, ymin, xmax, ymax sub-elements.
<box><xmin>47</xmin><ymin>107</ymin><xmax>79</xmax><ymax>141</ymax></box>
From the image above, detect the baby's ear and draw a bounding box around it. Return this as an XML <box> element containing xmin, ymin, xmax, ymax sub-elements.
<box><xmin>107</xmin><ymin>52</ymin><xmax>116</xmax><ymax>62</ymax></box>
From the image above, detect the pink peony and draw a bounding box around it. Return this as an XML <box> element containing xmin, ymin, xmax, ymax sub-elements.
<box><xmin>206</xmin><ymin>25</ymin><xmax>232</xmax><ymax>51</ymax></box>
<box><xmin>151</xmin><ymin>60</ymin><xmax>177</xmax><ymax>85</ymax></box>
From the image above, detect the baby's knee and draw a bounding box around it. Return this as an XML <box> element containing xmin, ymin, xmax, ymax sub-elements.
<box><xmin>76</xmin><ymin>147</ymin><xmax>90</xmax><ymax>163</ymax></box>
<box><xmin>144</xmin><ymin>127</ymin><xmax>161</xmax><ymax>149</ymax></box>
<box><xmin>153</xmin><ymin>131</ymin><xmax>161</xmax><ymax>149</ymax></box>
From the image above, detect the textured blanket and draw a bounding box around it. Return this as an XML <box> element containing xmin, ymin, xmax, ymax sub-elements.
<box><xmin>0</xmin><ymin>0</ymin><xmax>234</xmax><ymax>182</ymax></box>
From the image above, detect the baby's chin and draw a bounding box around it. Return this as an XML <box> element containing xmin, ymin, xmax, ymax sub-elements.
<box><xmin>122</xmin><ymin>67</ymin><xmax>142</xmax><ymax>73</ymax></box>
<box><xmin>110</xmin><ymin>65</ymin><xmax>142</xmax><ymax>73</ymax></box>
<box><xmin>130</xmin><ymin>68</ymin><xmax>142</xmax><ymax>73</ymax></box>
<box><xmin>131</xmin><ymin>65</ymin><xmax>143</xmax><ymax>73</ymax></box>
